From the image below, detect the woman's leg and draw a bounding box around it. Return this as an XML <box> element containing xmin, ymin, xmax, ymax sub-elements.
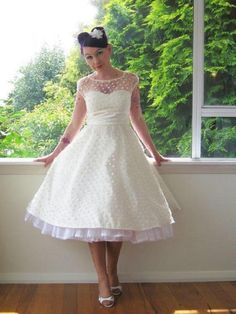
<box><xmin>106</xmin><ymin>241</ymin><xmax>123</xmax><ymax>287</ymax></box>
<box><xmin>88</xmin><ymin>242</ymin><xmax>112</xmax><ymax>304</ymax></box>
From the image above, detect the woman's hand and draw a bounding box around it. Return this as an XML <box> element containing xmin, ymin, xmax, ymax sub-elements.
<box><xmin>34</xmin><ymin>152</ymin><xmax>58</xmax><ymax>167</ymax></box>
<box><xmin>152</xmin><ymin>152</ymin><xmax>170</xmax><ymax>167</ymax></box>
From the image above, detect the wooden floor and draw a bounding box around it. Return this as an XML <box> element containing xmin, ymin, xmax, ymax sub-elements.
<box><xmin>0</xmin><ymin>282</ymin><xmax>236</xmax><ymax>314</ymax></box>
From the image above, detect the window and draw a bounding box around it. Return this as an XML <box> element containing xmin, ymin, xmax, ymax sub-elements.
<box><xmin>192</xmin><ymin>0</ymin><xmax>236</xmax><ymax>158</ymax></box>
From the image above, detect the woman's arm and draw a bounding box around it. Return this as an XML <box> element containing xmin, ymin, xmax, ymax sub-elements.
<box><xmin>35</xmin><ymin>91</ymin><xmax>87</xmax><ymax>166</ymax></box>
<box><xmin>52</xmin><ymin>91</ymin><xmax>87</xmax><ymax>154</ymax></box>
<box><xmin>129</xmin><ymin>86</ymin><xmax>169</xmax><ymax>166</ymax></box>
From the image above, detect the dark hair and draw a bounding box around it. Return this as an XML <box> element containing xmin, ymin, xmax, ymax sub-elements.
<box><xmin>77</xmin><ymin>26</ymin><xmax>108</xmax><ymax>55</ymax></box>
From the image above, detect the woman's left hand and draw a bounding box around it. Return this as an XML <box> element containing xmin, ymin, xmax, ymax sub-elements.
<box><xmin>152</xmin><ymin>152</ymin><xmax>170</xmax><ymax>167</ymax></box>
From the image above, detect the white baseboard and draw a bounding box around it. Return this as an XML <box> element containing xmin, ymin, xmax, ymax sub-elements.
<box><xmin>0</xmin><ymin>271</ymin><xmax>235</xmax><ymax>284</ymax></box>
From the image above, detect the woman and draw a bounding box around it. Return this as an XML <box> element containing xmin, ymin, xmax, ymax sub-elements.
<box><xmin>25</xmin><ymin>26</ymin><xmax>178</xmax><ymax>308</ymax></box>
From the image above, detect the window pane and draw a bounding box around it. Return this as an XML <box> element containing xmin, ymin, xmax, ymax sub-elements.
<box><xmin>201</xmin><ymin>117</ymin><xmax>236</xmax><ymax>157</ymax></box>
<box><xmin>142</xmin><ymin>1</ymin><xmax>193</xmax><ymax>158</ymax></box>
<box><xmin>204</xmin><ymin>0</ymin><xmax>236</xmax><ymax>106</ymax></box>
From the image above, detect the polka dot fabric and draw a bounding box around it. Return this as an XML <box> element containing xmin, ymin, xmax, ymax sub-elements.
<box><xmin>77</xmin><ymin>71</ymin><xmax>139</xmax><ymax>97</ymax></box>
<box><xmin>25</xmin><ymin>71</ymin><xmax>180</xmax><ymax>243</ymax></box>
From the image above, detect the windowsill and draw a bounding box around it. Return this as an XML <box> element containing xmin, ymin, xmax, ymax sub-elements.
<box><xmin>0</xmin><ymin>157</ymin><xmax>236</xmax><ymax>174</ymax></box>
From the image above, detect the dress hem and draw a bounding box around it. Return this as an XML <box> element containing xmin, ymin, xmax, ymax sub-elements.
<box><xmin>25</xmin><ymin>212</ymin><xmax>174</xmax><ymax>244</ymax></box>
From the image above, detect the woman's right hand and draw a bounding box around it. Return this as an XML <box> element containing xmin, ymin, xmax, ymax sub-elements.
<box><xmin>34</xmin><ymin>152</ymin><xmax>58</xmax><ymax>167</ymax></box>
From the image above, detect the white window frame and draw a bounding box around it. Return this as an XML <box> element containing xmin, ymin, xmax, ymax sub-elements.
<box><xmin>192</xmin><ymin>0</ymin><xmax>236</xmax><ymax>158</ymax></box>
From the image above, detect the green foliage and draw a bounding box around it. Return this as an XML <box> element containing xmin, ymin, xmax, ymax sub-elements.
<box><xmin>201</xmin><ymin>118</ymin><xmax>236</xmax><ymax>157</ymax></box>
<box><xmin>0</xmin><ymin>84</ymin><xmax>74</xmax><ymax>157</ymax></box>
<box><xmin>1</xmin><ymin>0</ymin><xmax>235</xmax><ymax>158</ymax></box>
<box><xmin>102</xmin><ymin>0</ymin><xmax>235</xmax><ymax>157</ymax></box>
<box><xmin>102</xmin><ymin>0</ymin><xmax>193</xmax><ymax>156</ymax></box>
<box><xmin>59</xmin><ymin>48</ymin><xmax>90</xmax><ymax>94</ymax></box>
<box><xmin>204</xmin><ymin>0</ymin><xmax>236</xmax><ymax>106</ymax></box>
<box><xmin>0</xmin><ymin>105</ymin><xmax>31</xmax><ymax>157</ymax></box>
<box><xmin>0</xmin><ymin>47</ymin><xmax>84</xmax><ymax>157</ymax></box>
<box><xmin>90</xmin><ymin>0</ymin><xmax>110</xmax><ymax>22</ymax></box>
<box><xmin>202</xmin><ymin>0</ymin><xmax>236</xmax><ymax>156</ymax></box>
<box><xmin>9</xmin><ymin>45</ymin><xmax>65</xmax><ymax>112</ymax></box>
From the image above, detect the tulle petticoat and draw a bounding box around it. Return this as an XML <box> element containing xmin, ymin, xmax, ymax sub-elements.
<box><xmin>25</xmin><ymin>212</ymin><xmax>174</xmax><ymax>244</ymax></box>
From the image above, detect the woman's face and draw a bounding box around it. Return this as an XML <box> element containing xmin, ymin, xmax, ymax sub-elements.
<box><xmin>82</xmin><ymin>45</ymin><xmax>112</xmax><ymax>71</ymax></box>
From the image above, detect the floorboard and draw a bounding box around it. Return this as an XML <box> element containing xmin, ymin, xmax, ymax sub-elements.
<box><xmin>0</xmin><ymin>282</ymin><xmax>235</xmax><ymax>314</ymax></box>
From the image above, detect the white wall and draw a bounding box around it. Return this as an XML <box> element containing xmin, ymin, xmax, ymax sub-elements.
<box><xmin>0</xmin><ymin>160</ymin><xmax>236</xmax><ymax>283</ymax></box>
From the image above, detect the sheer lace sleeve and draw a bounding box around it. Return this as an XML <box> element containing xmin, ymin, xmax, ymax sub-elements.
<box><xmin>130</xmin><ymin>73</ymin><xmax>139</xmax><ymax>91</ymax></box>
<box><xmin>77</xmin><ymin>78</ymin><xmax>86</xmax><ymax>97</ymax></box>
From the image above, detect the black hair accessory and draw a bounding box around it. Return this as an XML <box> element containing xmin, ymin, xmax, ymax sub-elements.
<box><xmin>77</xmin><ymin>26</ymin><xmax>108</xmax><ymax>53</ymax></box>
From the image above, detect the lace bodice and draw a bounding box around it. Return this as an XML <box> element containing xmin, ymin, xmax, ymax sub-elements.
<box><xmin>77</xmin><ymin>71</ymin><xmax>139</xmax><ymax>96</ymax></box>
<box><xmin>77</xmin><ymin>71</ymin><xmax>139</xmax><ymax>125</ymax></box>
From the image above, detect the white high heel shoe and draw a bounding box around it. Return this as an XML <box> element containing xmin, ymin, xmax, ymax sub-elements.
<box><xmin>98</xmin><ymin>294</ymin><xmax>115</xmax><ymax>307</ymax></box>
<box><xmin>111</xmin><ymin>285</ymin><xmax>122</xmax><ymax>296</ymax></box>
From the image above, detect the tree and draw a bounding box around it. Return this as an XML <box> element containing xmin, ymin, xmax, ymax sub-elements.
<box><xmin>59</xmin><ymin>48</ymin><xmax>90</xmax><ymax>95</ymax></box>
<box><xmin>102</xmin><ymin>0</ymin><xmax>235</xmax><ymax>157</ymax></box>
<box><xmin>201</xmin><ymin>0</ymin><xmax>236</xmax><ymax>157</ymax></box>
<box><xmin>90</xmin><ymin>0</ymin><xmax>110</xmax><ymax>23</ymax></box>
<box><xmin>204</xmin><ymin>0</ymin><xmax>236</xmax><ymax>107</ymax></box>
<box><xmin>0</xmin><ymin>87</ymin><xmax>73</xmax><ymax>157</ymax></box>
<box><xmin>0</xmin><ymin>47</ymin><xmax>89</xmax><ymax>157</ymax></box>
<box><xmin>9</xmin><ymin>45</ymin><xmax>65</xmax><ymax>112</ymax></box>
<box><xmin>144</xmin><ymin>0</ymin><xmax>193</xmax><ymax>156</ymax></box>
<box><xmin>102</xmin><ymin>0</ymin><xmax>192</xmax><ymax>156</ymax></box>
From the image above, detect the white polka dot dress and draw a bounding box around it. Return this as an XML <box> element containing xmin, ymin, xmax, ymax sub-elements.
<box><xmin>25</xmin><ymin>71</ymin><xmax>180</xmax><ymax>243</ymax></box>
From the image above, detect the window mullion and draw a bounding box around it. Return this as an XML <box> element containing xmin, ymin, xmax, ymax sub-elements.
<box><xmin>202</xmin><ymin>106</ymin><xmax>236</xmax><ymax>117</ymax></box>
<box><xmin>192</xmin><ymin>0</ymin><xmax>204</xmax><ymax>159</ymax></box>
